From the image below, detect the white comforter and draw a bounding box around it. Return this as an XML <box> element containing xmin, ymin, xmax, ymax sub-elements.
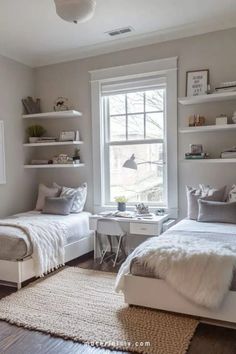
<box><xmin>0</xmin><ymin>214</ymin><xmax>67</xmax><ymax>276</ymax></box>
<box><xmin>115</xmin><ymin>220</ymin><xmax>236</xmax><ymax>309</ymax></box>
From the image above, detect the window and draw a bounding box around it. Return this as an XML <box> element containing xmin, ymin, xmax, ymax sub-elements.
<box><xmin>90</xmin><ymin>57</ymin><xmax>178</xmax><ymax>217</ymax></box>
<box><xmin>103</xmin><ymin>87</ymin><xmax>166</xmax><ymax>205</ymax></box>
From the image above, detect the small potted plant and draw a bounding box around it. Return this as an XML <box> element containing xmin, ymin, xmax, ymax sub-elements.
<box><xmin>73</xmin><ymin>148</ymin><xmax>80</xmax><ymax>164</ymax></box>
<box><xmin>115</xmin><ymin>196</ymin><xmax>128</xmax><ymax>212</ymax></box>
<box><xmin>26</xmin><ymin>125</ymin><xmax>46</xmax><ymax>143</ymax></box>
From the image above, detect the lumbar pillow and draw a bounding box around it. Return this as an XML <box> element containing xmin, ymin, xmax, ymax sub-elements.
<box><xmin>42</xmin><ymin>196</ymin><xmax>74</xmax><ymax>215</ymax></box>
<box><xmin>198</xmin><ymin>199</ymin><xmax>236</xmax><ymax>224</ymax></box>
<box><xmin>60</xmin><ymin>183</ymin><xmax>87</xmax><ymax>213</ymax></box>
<box><xmin>186</xmin><ymin>185</ymin><xmax>226</xmax><ymax>220</ymax></box>
<box><xmin>35</xmin><ymin>184</ymin><xmax>60</xmax><ymax>211</ymax></box>
<box><xmin>228</xmin><ymin>185</ymin><xmax>236</xmax><ymax>203</ymax></box>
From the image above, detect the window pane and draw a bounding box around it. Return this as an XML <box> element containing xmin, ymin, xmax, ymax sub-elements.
<box><xmin>145</xmin><ymin>89</ymin><xmax>164</xmax><ymax>112</ymax></box>
<box><xmin>109</xmin><ymin>94</ymin><xmax>125</xmax><ymax>115</ymax></box>
<box><xmin>110</xmin><ymin>116</ymin><xmax>126</xmax><ymax>141</ymax></box>
<box><xmin>127</xmin><ymin>92</ymin><xmax>144</xmax><ymax>113</ymax></box>
<box><xmin>128</xmin><ymin>114</ymin><xmax>144</xmax><ymax>140</ymax></box>
<box><xmin>109</xmin><ymin>143</ymin><xmax>165</xmax><ymax>204</ymax></box>
<box><xmin>146</xmin><ymin>112</ymin><xmax>164</xmax><ymax>139</ymax></box>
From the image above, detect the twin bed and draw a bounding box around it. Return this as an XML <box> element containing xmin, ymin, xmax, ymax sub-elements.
<box><xmin>117</xmin><ymin>219</ymin><xmax>236</xmax><ymax>326</ymax></box>
<box><xmin>0</xmin><ymin>210</ymin><xmax>94</xmax><ymax>289</ymax></box>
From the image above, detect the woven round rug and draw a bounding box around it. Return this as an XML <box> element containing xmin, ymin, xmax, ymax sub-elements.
<box><xmin>0</xmin><ymin>267</ymin><xmax>198</xmax><ymax>354</ymax></box>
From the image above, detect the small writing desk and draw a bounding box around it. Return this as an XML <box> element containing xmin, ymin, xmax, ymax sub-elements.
<box><xmin>89</xmin><ymin>214</ymin><xmax>169</xmax><ymax>259</ymax></box>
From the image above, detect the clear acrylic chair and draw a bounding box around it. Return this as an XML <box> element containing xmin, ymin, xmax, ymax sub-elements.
<box><xmin>97</xmin><ymin>219</ymin><xmax>126</xmax><ymax>267</ymax></box>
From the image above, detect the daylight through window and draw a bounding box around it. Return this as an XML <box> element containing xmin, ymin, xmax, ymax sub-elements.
<box><xmin>103</xmin><ymin>85</ymin><xmax>166</xmax><ymax>205</ymax></box>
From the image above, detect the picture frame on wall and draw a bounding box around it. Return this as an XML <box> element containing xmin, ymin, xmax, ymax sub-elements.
<box><xmin>186</xmin><ymin>69</ymin><xmax>209</xmax><ymax>97</ymax></box>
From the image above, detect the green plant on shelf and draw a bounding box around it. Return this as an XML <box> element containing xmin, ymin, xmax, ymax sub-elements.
<box><xmin>26</xmin><ymin>125</ymin><xmax>46</xmax><ymax>137</ymax></box>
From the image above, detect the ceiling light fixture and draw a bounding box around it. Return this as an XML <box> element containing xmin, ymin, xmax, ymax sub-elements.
<box><xmin>54</xmin><ymin>0</ymin><xmax>96</xmax><ymax>24</ymax></box>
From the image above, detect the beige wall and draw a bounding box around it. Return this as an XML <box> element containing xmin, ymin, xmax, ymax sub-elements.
<box><xmin>0</xmin><ymin>55</ymin><xmax>37</xmax><ymax>217</ymax></box>
<box><xmin>35</xmin><ymin>28</ymin><xmax>236</xmax><ymax>218</ymax></box>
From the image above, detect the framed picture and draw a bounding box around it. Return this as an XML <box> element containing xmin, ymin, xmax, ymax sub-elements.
<box><xmin>0</xmin><ymin>121</ymin><xmax>6</xmax><ymax>184</ymax></box>
<box><xmin>186</xmin><ymin>69</ymin><xmax>209</xmax><ymax>97</ymax></box>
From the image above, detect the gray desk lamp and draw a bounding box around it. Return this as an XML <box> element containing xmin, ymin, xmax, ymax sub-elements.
<box><xmin>123</xmin><ymin>154</ymin><xmax>162</xmax><ymax>170</ymax></box>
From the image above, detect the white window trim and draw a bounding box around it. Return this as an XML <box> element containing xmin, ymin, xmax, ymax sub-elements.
<box><xmin>90</xmin><ymin>57</ymin><xmax>178</xmax><ymax>218</ymax></box>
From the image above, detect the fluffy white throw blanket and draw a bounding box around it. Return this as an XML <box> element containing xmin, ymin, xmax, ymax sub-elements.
<box><xmin>115</xmin><ymin>230</ymin><xmax>236</xmax><ymax>309</ymax></box>
<box><xmin>0</xmin><ymin>217</ymin><xmax>67</xmax><ymax>276</ymax></box>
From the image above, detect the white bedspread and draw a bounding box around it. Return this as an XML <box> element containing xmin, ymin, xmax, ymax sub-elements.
<box><xmin>115</xmin><ymin>220</ymin><xmax>236</xmax><ymax>309</ymax></box>
<box><xmin>0</xmin><ymin>215</ymin><xmax>67</xmax><ymax>276</ymax></box>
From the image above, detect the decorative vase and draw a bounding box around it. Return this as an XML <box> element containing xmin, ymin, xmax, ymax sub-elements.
<box><xmin>117</xmin><ymin>202</ymin><xmax>126</xmax><ymax>212</ymax></box>
<box><xmin>29</xmin><ymin>137</ymin><xmax>38</xmax><ymax>143</ymax></box>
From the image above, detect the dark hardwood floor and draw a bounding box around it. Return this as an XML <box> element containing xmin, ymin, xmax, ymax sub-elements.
<box><xmin>0</xmin><ymin>253</ymin><xmax>236</xmax><ymax>354</ymax></box>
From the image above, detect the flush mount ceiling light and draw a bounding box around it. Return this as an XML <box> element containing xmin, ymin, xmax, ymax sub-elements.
<box><xmin>54</xmin><ymin>0</ymin><xmax>96</xmax><ymax>24</ymax></box>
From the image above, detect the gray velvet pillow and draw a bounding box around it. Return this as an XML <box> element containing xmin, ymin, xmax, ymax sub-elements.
<box><xmin>42</xmin><ymin>197</ymin><xmax>74</xmax><ymax>215</ymax></box>
<box><xmin>198</xmin><ymin>200</ymin><xmax>236</xmax><ymax>224</ymax></box>
<box><xmin>186</xmin><ymin>185</ymin><xmax>226</xmax><ymax>220</ymax></box>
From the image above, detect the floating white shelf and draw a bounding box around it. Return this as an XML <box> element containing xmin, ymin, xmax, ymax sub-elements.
<box><xmin>183</xmin><ymin>159</ymin><xmax>236</xmax><ymax>163</ymax></box>
<box><xmin>178</xmin><ymin>91</ymin><xmax>236</xmax><ymax>105</ymax></box>
<box><xmin>23</xmin><ymin>141</ymin><xmax>83</xmax><ymax>147</ymax></box>
<box><xmin>22</xmin><ymin>110</ymin><xmax>82</xmax><ymax>119</ymax></box>
<box><xmin>24</xmin><ymin>163</ymin><xmax>85</xmax><ymax>169</ymax></box>
<box><xmin>179</xmin><ymin>124</ymin><xmax>236</xmax><ymax>133</ymax></box>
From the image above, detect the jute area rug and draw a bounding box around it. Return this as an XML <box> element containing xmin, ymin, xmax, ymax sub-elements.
<box><xmin>0</xmin><ymin>268</ymin><xmax>198</xmax><ymax>354</ymax></box>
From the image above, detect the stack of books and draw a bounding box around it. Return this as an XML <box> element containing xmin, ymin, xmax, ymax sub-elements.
<box><xmin>215</xmin><ymin>81</ymin><xmax>236</xmax><ymax>93</ymax></box>
<box><xmin>37</xmin><ymin>137</ymin><xmax>57</xmax><ymax>143</ymax></box>
<box><xmin>185</xmin><ymin>152</ymin><xmax>208</xmax><ymax>160</ymax></box>
<box><xmin>221</xmin><ymin>147</ymin><xmax>236</xmax><ymax>159</ymax></box>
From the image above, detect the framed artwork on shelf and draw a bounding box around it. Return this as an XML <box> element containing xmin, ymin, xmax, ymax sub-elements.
<box><xmin>186</xmin><ymin>69</ymin><xmax>209</xmax><ymax>97</ymax></box>
<box><xmin>0</xmin><ymin>121</ymin><xmax>6</xmax><ymax>184</ymax></box>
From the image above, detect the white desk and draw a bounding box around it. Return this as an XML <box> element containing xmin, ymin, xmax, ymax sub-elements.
<box><xmin>89</xmin><ymin>214</ymin><xmax>169</xmax><ymax>259</ymax></box>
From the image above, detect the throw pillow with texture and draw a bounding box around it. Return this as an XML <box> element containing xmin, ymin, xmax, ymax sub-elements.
<box><xmin>228</xmin><ymin>185</ymin><xmax>236</xmax><ymax>203</ymax></box>
<box><xmin>42</xmin><ymin>196</ymin><xmax>74</xmax><ymax>215</ymax></box>
<box><xmin>60</xmin><ymin>183</ymin><xmax>87</xmax><ymax>213</ymax></box>
<box><xmin>198</xmin><ymin>200</ymin><xmax>236</xmax><ymax>224</ymax></box>
<box><xmin>35</xmin><ymin>184</ymin><xmax>60</xmax><ymax>211</ymax></box>
<box><xmin>186</xmin><ymin>185</ymin><xmax>226</xmax><ymax>220</ymax></box>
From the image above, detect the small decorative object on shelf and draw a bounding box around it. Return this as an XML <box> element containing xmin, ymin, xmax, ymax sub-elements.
<box><xmin>185</xmin><ymin>144</ymin><xmax>209</xmax><ymax>159</ymax></box>
<box><xmin>73</xmin><ymin>148</ymin><xmax>80</xmax><ymax>164</ymax></box>
<box><xmin>115</xmin><ymin>196</ymin><xmax>128</xmax><ymax>212</ymax></box>
<box><xmin>54</xmin><ymin>97</ymin><xmax>73</xmax><ymax>111</ymax></box>
<box><xmin>188</xmin><ymin>114</ymin><xmax>205</xmax><ymax>127</ymax></box>
<box><xmin>186</xmin><ymin>69</ymin><xmax>209</xmax><ymax>97</ymax></box>
<box><xmin>215</xmin><ymin>115</ymin><xmax>228</xmax><ymax>125</ymax></box>
<box><xmin>22</xmin><ymin>97</ymin><xmax>41</xmax><ymax>114</ymax></box>
<box><xmin>190</xmin><ymin>144</ymin><xmax>203</xmax><ymax>154</ymax></box>
<box><xmin>53</xmin><ymin>154</ymin><xmax>74</xmax><ymax>165</ymax></box>
<box><xmin>59</xmin><ymin>131</ymin><xmax>76</xmax><ymax>141</ymax></box>
<box><xmin>26</xmin><ymin>125</ymin><xmax>46</xmax><ymax>143</ymax></box>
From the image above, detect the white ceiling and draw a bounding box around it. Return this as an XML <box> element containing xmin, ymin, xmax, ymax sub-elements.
<box><xmin>0</xmin><ymin>0</ymin><xmax>236</xmax><ymax>67</ymax></box>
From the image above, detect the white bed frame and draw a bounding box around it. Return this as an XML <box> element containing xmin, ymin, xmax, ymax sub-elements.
<box><xmin>124</xmin><ymin>275</ymin><xmax>236</xmax><ymax>326</ymax></box>
<box><xmin>0</xmin><ymin>234</ymin><xmax>94</xmax><ymax>290</ymax></box>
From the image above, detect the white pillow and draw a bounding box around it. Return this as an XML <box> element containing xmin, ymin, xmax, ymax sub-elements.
<box><xmin>60</xmin><ymin>183</ymin><xmax>87</xmax><ymax>213</ymax></box>
<box><xmin>35</xmin><ymin>184</ymin><xmax>60</xmax><ymax>211</ymax></box>
<box><xmin>228</xmin><ymin>185</ymin><xmax>236</xmax><ymax>202</ymax></box>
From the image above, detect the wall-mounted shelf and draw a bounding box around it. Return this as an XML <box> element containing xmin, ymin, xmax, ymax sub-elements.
<box><xmin>178</xmin><ymin>91</ymin><xmax>236</xmax><ymax>105</ymax></box>
<box><xmin>182</xmin><ymin>159</ymin><xmax>236</xmax><ymax>163</ymax></box>
<box><xmin>22</xmin><ymin>110</ymin><xmax>82</xmax><ymax>119</ymax></box>
<box><xmin>24</xmin><ymin>163</ymin><xmax>85</xmax><ymax>169</ymax></box>
<box><xmin>179</xmin><ymin>124</ymin><xmax>236</xmax><ymax>133</ymax></box>
<box><xmin>23</xmin><ymin>141</ymin><xmax>83</xmax><ymax>147</ymax></box>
